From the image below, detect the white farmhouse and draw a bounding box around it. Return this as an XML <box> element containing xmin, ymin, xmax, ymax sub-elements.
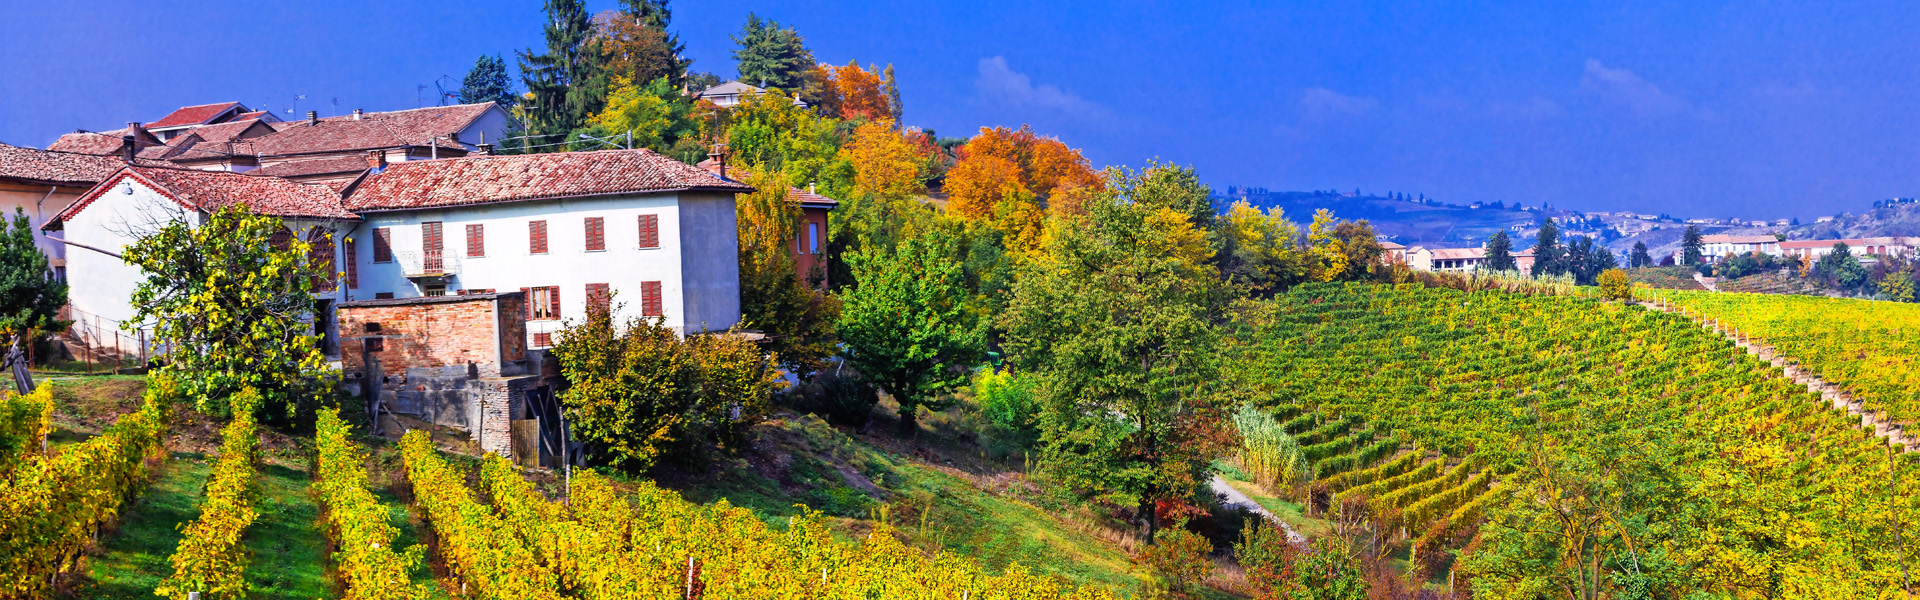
<box><xmin>339</xmin><ymin>149</ymin><xmax>752</xmax><ymax>346</ymax></box>
<box><xmin>44</xmin><ymin>166</ymin><xmax>360</xmax><ymax>353</ymax></box>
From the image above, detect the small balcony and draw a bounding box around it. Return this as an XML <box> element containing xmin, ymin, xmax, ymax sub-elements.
<box><xmin>393</xmin><ymin>250</ymin><xmax>462</xmax><ymax>279</ymax></box>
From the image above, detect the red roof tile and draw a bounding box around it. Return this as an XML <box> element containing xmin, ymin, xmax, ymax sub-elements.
<box><xmin>148</xmin><ymin>102</ymin><xmax>245</xmax><ymax>129</ymax></box>
<box><xmin>180</xmin><ymin>119</ymin><xmax>273</xmax><ymax>144</ymax></box>
<box><xmin>695</xmin><ymin>158</ymin><xmax>839</xmax><ymax>207</ymax></box>
<box><xmin>249</xmin><ymin>156</ymin><xmax>372</xmax><ymax>179</ymax></box>
<box><xmin>46</xmin><ymin>132</ymin><xmax>128</xmax><ymax>156</ymax></box>
<box><xmin>54</xmin><ymin>166</ymin><xmax>358</xmax><ymax>225</ymax></box>
<box><xmin>0</xmin><ymin>143</ymin><xmax>127</xmax><ymax>185</ymax></box>
<box><xmin>250</xmin><ymin>103</ymin><xmax>494</xmax><ymax>157</ymax></box>
<box><xmin>347</xmin><ymin>149</ymin><xmax>751</xmax><ymax>212</ymax></box>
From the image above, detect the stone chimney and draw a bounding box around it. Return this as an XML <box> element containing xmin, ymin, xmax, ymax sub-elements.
<box><xmin>120</xmin><ymin>135</ymin><xmax>137</xmax><ymax>163</ymax></box>
<box><xmin>307</xmin><ymin>111</ymin><xmax>319</xmax><ymax>126</ymax></box>
<box><xmin>477</xmin><ymin>143</ymin><xmax>496</xmax><ymax>156</ymax></box>
<box><xmin>352</xmin><ymin>108</ymin><xmax>364</xmax><ymax>120</ymax></box>
<box><xmin>366</xmin><ymin>150</ymin><xmax>387</xmax><ymax>171</ymax></box>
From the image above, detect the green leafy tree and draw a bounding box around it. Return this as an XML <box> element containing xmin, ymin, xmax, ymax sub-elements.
<box><xmin>1816</xmin><ymin>242</ymin><xmax>1869</xmax><ymax>290</ymax></box>
<box><xmin>1485</xmin><ymin>230</ymin><xmax>1517</xmax><ymax>271</ymax></box>
<box><xmin>836</xmin><ymin>231</ymin><xmax>986</xmax><ymax>436</ymax></box>
<box><xmin>122</xmin><ymin>205</ymin><xmax>329</xmax><ymax>416</ymax></box>
<box><xmin>1681</xmin><ymin>225</ymin><xmax>1705</xmax><ymax>266</ymax></box>
<box><xmin>517</xmin><ymin>0</ymin><xmax>608</xmax><ymax>151</ymax></box>
<box><xmin>0</xmin><ymin>208</ymin><xmax>67</xmax><ymax>350</ymax></box>
<box><xmin>1531</xmin><ymin>219</ymin><xmax>1562</xmax><ymax>277</ymax></box>
<box><xmin>731</xmin><ymin>14</ymin><xmax>814</xmax><ymax>91</ymax></box>
<box><xmin>550</xmin><ymin>301</ymin><xmax>778</xmax><ymax>470</ymax></box>
<box><xmin>578</xmin><ymin>76</ymin><xmax>699</xmax><ymax>154</ymax></box>
<box><xmin>734</xmin><ymin>168</ymin><xmax>840</xmax><ymax>378</ymax></box>
<box><xmin>1629</xmin><ymin>241</ymin><xmax>1653</xmax><ymax>268</ymax></box>
<box><xmin>457</xmin><ymin>54</ymin><xmax>517</xmax><ymax>108</ymax></box>
<box><xmin>1003</xmin><ymin>178</ymin><xmax>1231</xmax><ymax>544</ymax></box>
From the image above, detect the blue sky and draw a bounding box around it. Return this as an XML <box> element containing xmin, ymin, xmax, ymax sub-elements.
<box><xmin>4</xmin><ymin>0</ymin><xmax>1917</xmax><ymax>220</ymax></box>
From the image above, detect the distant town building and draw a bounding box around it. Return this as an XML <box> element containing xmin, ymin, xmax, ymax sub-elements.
<box><xmin>1700</xmin><ymin>234</ymin><xmax>1780</xmax><ymax>260</ymax></box>
<box><xmin>693</xmin><ymin>81</ymin><xmax>809</xmax><ymax>109</ymax></box>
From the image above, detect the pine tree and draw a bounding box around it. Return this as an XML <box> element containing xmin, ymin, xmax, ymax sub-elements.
<box><xmin>516</xmin><ymin>0</ymin><xmax>608</xmax><ymax>151</ymax></box>
<box><xmin>457</xmin><ymin>55</ymin><xmax>517</xmax><ymax>108</ymax></box>
<box><xmin>1630</xmin><ymin>241</ymin><xmax>1653</xmax><ymax>268</ymax></box>
<box><xmin>882</xmin><ymin>63</ymin><xmax>902</xmax><ymax>123</ymax></box>
<box><xmin>1530</xmin><ymin>219</ymin><xmax>1562</xmax><ymax>278</ymax></box>
<box><xmin>617</xmin><ymin>0</ymin><xmax>690</xmax><ymax>84</ymax></box>
<box><xmin>1484</xmin><ymin>231</ymin><xmax>1516</xmax><ymax>271</ymax></box>
<box><xmin>731</xmin><ymin>14</ymin><xmax>814</xmax><ymax>91</ymax></box>
<box><xmin>1681</xmin><ymin>225</ymin><xmax>1705</xmax><ymax>266</ymax></box>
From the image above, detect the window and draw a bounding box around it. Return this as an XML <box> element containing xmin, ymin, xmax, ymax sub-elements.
<box><xmin>525</xmin><ymin>286</ymin><xmax>560</xmax><ymax>320</ymax></box>
<box><xmin>809</xmin><ymin>222</ymin><xmax>820</xmax><ymax>254</ymax></box>
<box><xmin>586</xmin><ymin>283</ymin><xmax>610</xmax><ymax>313</ymax></box>
<box><xmin>529</xmin><ymin>220</ymin><xmax>548</xmax><ymax>254</ymax></box>
<box><xmin>421</xmin><ymin>221</ymin><xmax>443</xmax><ymax>273</ymax></box>
<box><xmin>374</xmin><ymin>292</ymin><xmax>395</xmax><ymax>300</ymax></box>
<box><xmin>466</xmin><ymin>223</ymin><xmax>485</xmax><ymax>257</ymax></box>
<box><xmin>364</xmin><ymin>337</ymin><xmax>384</xmax><ymax>352</ymax></box>
<box><xmin>343</xmin><ymin>238</ymin><xmax>358</xmax><ymax>289</ymax></box>
<box><xmin>638</xmin><ymin>214</ymin><xmax>659</xmax><ymax>248</ymax></box>
<box><xmin>372</xmin><ymin>227</ymin><xmax>393</xmax><ymax>263</ymax></box>
<box><xmin>641</xmin><ymin>281</ymin><xmax>663</xmax><ymax>317</ymax></box>
<box><xmin>423</xmin><ymin>283</ymin><xmax>446</xmax><ymax>297</ymax></box>
<box><xmin>532</xmin><ymin>332</ymin><xmax>552</xmax><ymax>348</ymax></box>
<box><xmin>585</xmin><ymin>217</ymin><xmax>605</xmax><ymax>251</ymax></box>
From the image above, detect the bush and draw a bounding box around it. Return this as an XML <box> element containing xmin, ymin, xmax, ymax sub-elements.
<box><xmin>1137</xmin><ymin>522</ymin><xmax>1212</xmax><ymax>593</ymax></box>
<box><xmin>1598</xmin><ymin>268</ymin><xmax>1633</xmax><ymax>301</ymax></box>
<box><xmin>786</xmin><ymin>369</ymin><xmax>881</xmax><ymax>426</ymax></box>
<box><xmin>973</xmin><ymin>367</ymin><xmax>1038</xmax><ymax>440</ymax></box>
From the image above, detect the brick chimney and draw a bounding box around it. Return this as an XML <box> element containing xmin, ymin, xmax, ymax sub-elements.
<box><xmin>307</xmin><ymin>111</ymin><xmax>319</xmax><ymax>126</ymax></box>
<box><xmin>477</xmin><ymin>143</ymin><xmax>496</xmax><ymax>156</ymax></box>
<box><xmin>707</xmin><ymin>144</ymin><xmax>728</xmax><ymax>180</ymax></box>
<box><xmin>352</xmin><ymin>108</ymin><xmax>364</xmax><ymax>120</ymax></box>
<box><xmin>366</xmin><ymin>150</ymin><xmax>387</xmax><ymax>171</ymax></box>
<box><xmin>120</xmin><ymin>135</ymin><xmax>137</xmax><ymax>163</ymax></box>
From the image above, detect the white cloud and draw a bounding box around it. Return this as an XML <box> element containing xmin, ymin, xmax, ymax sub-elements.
<box><xmin>976</xmin><ymin>56</ymin><xmax>1097</xmax><ymax>113</ymax></box>
<box><xmin>1580</xmin><ymin>59</ymin><xmax>1688</xmax><ymax>117</ymax></box>
<box><xmin>1300</xmin><ymin>87</ymin><xmax>1377</xmax><ymax>118</ymax></box>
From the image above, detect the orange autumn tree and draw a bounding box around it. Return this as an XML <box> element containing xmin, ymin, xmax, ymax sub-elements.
<box><xmin>944</xmin><ymin>125</ymin><xmax>1100</xmax><ymax>252</ymax></box>
<box><xmin>831</xmin><ymin>62</ymin><xmax>891</xmax><ymax>121</ymax></box>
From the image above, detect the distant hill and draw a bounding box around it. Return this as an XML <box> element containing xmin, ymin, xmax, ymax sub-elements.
<box><xmin>1217</xmin><ymin>191</ymin><xmax>1542</xmax><ymax>246</ymax></box>
<box><xmin>1795</xmin><ymin>201</ymin><xmax>1920</xmax><ymax>239</ymax></box>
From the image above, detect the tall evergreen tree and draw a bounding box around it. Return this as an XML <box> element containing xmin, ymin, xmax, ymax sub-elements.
<box><xmin>615</xmin><ymin>0</ymin><xmax>690</xmax><ymax>84</ymax></box>
<box><xmin>1530</xmin><ymin>219</ymin><xmax>1562</xmax><ymax>278</ymax></box>
<box><xmin>457</xmin><ymin>55</ymin><xmax>517</xmax><ymax>108</ymax></box>
<box><xmin>0</xmin><ymin>208</ymin><xmax>66</xmax><ymax>351</ymax></box>
<box><xmin>1630</xmin><ymin>241</ymin><xmax>1653</xmax><ymax>268</ymax></box>
<box><xmin>731</xmin><ymin>14</ymin><xmax>814</xmax><ymax>90</ymax></box>
<box><xmin>882</xmin><ymin>63</ymin><xmax>903</xmax><ymax>123</ymax></box>
<box><xmin>1681</xmin><ymin>225</ymin><xmax>1705</xmax><ymax>266</ymax></box>
<box><xmin>517</xmin><ymin>0</ymin><xmax>608</xmax><ymax>151</ymax></box>
<box><xmin>1485</xmin><ymin>231</ymin><xmax>1516</xmax><ymax>271</ymax></box>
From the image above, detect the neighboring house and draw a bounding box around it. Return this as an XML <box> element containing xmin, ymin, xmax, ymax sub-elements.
<box><xmin>1380</xmin><ymin>241</ymin><xmax>1408</xmax><ymax>264</ymax></box>
<box><xmin>341</xmin><ymin>149</ymin><xmax>752</xmax><ymax>345</ymax></box>
<box><xmin>1514</xmin><ymin>248</ymin><xmax>1536</xmax><ymax>273</ymax></box>
<box><xmin>0</xmin><ymin>143</ymin><xmax>128</xmax><ymax>272</ymax></box>
<box><xmin>697</xmin><ymin>158</ymin><xmax>837</xmax><ymax>288</ymax></box>
<box><xmin>1700</xmin><ymin>234</ymin><xmax>1780</xmax><ymax>260</ymax></box>
<box><xmin>693</xmin><ymin>81</ymin><xmax>808</xmax><ymax>108</ymax></box>
<box><xmin>1779</xmin><ymin>237</ymin><xmax>1916</xmax><ymax>261</ymax></box>
<box><xmin>43</xmin><ymin>165</ymin><xmax>360</xmax><ymax>354</ymax></box>
<box><xmin>1405</xmin><ymin>246</ymin><xmax>1487</xmax><ymax>272</ymax></box>
<box><xmin>48</xmin><ymin>103</ymin><xmax>514</xmax><ymax>185</ymax></box>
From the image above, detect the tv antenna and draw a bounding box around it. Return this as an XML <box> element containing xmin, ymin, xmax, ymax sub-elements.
<box><xmin>416</xmin><ymin>85</ymin><xmax>427</xmax><ymax>107</ymax></box>
<box><xmin>433</xmin><ymin>75</ymin><xmax>459</xmax><ymax>106</ymax></box>
<box><xmin>285</xmin><ymin>94</ymin><xmax>307</xmax><ymax>116</ymax></box>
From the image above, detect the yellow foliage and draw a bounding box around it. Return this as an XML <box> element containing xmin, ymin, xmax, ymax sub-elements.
<box><xmin>840</xmin><ymin>120</ymin><xmax>924</xmax><ymax>201</ymax></box>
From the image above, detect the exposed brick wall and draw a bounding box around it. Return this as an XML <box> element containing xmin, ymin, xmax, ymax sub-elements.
<box><xmin>497</xmin><ymin>294</ymin><xmax>527</xmax><ymax>362</ymax></box>
<box><xmin>339</xmin><ymin>296</ymin><xmax>503</xmax><ymax>379</ymax></box>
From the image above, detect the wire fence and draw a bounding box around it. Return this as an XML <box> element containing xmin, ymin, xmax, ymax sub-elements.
<box><xmin>61</xmin><ymin>305</ymin><xmax>155</xmax><ymax>370</ymax></box>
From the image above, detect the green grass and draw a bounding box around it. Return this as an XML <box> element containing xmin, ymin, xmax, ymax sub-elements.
<box><xmin>62</xmin><ymin>452</ymin><xmax>211</xmax><ymax>599</ymax></box>
<box><xmin>892</xmin><ymin>463</ymin><xmax>1144</xmax><ymax>591</ymax></box>
<box><xmin>242</xmin><ymin>462</ymin><xmax>331</xmax><ymax>599</ymax></box>
<box><xmin>1219</xmin><ymin>474</ymin><xmax>1332</xmax><ymax>539</ymax></box>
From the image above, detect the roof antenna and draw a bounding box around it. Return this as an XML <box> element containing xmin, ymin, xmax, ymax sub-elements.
<box><xmin>285</xmin><ymin>94</ymin><xmax>307</xmax><ymax>117</ymax></box>
<box><xmin>416</xmin><ymin>85</ymin><xmax>427</xmax><ymax>108</ymax></box>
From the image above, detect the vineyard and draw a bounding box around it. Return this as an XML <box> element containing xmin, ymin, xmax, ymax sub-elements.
<box><xmin>1655</xmin><ymin>290</ymin><xmax>1920</xmax><ymax>427</ymax></box>
<box><xmin>1228</xmin><ymin>282</ymin><xmax>1920</xmax><ymax>597</ymax></box>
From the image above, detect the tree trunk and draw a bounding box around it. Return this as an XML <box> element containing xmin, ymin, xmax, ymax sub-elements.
<box><xmin>1140</xmin><ymin>496</ymin><xmax>1158</xmax><ymax>546</ymax></box>
<box><xmin>897</xmin><ymin>401</ymin><xmax>918</xmax><ymax>438</ymax></box>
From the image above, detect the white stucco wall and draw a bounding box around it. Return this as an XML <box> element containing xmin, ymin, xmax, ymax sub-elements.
<box><xmin>347</xmin><ymin>190</ymin><xmax>741</xmax><ymax>340</ymax></box>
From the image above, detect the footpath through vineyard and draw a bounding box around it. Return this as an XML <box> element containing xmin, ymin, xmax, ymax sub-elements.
<box><xmin>1637</xmin><ymin>290</ymin><xmax>1917</xmax><ymax>453</ymax></box>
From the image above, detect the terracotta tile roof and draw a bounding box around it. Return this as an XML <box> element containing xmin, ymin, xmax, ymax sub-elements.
<box><xmin>250</xmin><ymin>103</ymin><xmax>494</xmax><ymax>157</ymax></box>
<box><xmin>230</xmin><ymin>110</ymin><xmax>275</xmax><ymax>122</ymax></box>
<box><xmin>1427</xmin><ymin>247</ymin><xmax>1486</xmax><ymax>260</ymax></box>
<box><xmin>249</xmin><ymin>156</ymin><xmax>372</xmax><ymax>179</ymax></box>
<box><xmin>0</xmin><ymin>143</ymin><xmax>126</xmax><ymax>185</ymax></box>
<box><xmin>348</xmin><ymin>149</ymin><xmax>751</xmax><ymax>212</ymax></box>
<box><xmin>148</xmin><ymin>102</ymin><xmax>245</xmax><ymax>129</ymax></box>
<box><xmin>181</xmin><ymin>119</ymin><xmax>272</xmax><ymax>144</ymax></box>
<box><xmin>695</xmin><ymin>158</ymin><xmax>839</xmax><ymax>207</ymax></box>
<box><xmin>1701</xmin><ymin>234</ymin><xmax>1777</xmax><ymax>244</ymax></box>
<box><xmin>53</xmin><ymin>166</ymin><xmax>357</xmax><ymax>225</ymax></box>
<box><xmin>47</xmin><ymin>131</ymin><xmax>128</xmax><ymax>155</ymax></box>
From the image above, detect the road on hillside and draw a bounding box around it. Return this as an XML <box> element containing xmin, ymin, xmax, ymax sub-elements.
<box><xmin>1211</xmin><ymin>474</ymin><xmax>1305</xmax><ymax>543</ymax></box>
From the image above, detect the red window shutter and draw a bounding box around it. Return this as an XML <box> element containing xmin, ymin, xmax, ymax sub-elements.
<box><xmin>520</xmin><ymin>287</ymin><xmax>531</xmax><ymax>320</ymax></box>
<box><xmin>466</xmin><ymin>223</ymin><xmax>484</xmax><ymax>257</ymax></box>
<box><xmin>587</xmin><ymin>283</ymin><xmax>610</xmax><ymax>313</ymax></box>
<box><xmin>372</xmin><ymin>227</ymin><xmax>393</xmax><ymax>263</ymax></box>
<box><xmin>585</xmin><ymin>217</ymin><xmax>605</xmax><ymax>251</ymax></box>
<box><xmin>638</xmin><ymin>214</ymin><xmax>659</xmax><ymax>248</ymax></box>
<box><xmin>529</xmin><ymin>220</ymin><xmax>548</xmax><ymax>254</ymax></box>
<box><xmin>532</xmin><ymin>332</ymin><xmax>552</xmax><ymax>347</ymax></box>
<box><xmin>343</xmin><ymin>239</ymin><xmax>358</xmax><ymax>289</ymax></box>
<box><xmin>421</xmin><ymin>221</ymin><xmax>443</xmax><ymax>272</ymax></box>
<box><xmin>641</xmin><ymin>281</ymin><xmax>662</xmax><ymax>317</ymax></box>
<box><xmin>548</xmin><ymin>286</ymin><xmax>561</xmax><ymax>320</ymax></box>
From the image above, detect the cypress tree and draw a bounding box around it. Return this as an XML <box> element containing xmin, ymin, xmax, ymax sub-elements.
<box><xmin>1630</xmin><ymin>241</ymin><xmax>1653</xmax><ymax>268</ymax></box>
<box><xmin>731</xmin><ymin>14</ymin><xmax>814</xmax><ymax>91</ymax></box>
<box><xmin>1530</xmin><ymin>219</ymin><xmax>1562</xmax><ymax>278</ymax></box>
<box><xmin>1681</xmin><ymin>225</ymin><xmax>1705</xmax><ymax>266</ymax></box>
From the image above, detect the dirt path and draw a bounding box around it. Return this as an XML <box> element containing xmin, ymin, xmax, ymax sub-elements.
<box><xmin>1211</xmin><ymin>475</ymin><xmax>1304</xmax><ymax>543</ymax></box>
<box><xmin>1640</xmin><ymin>297</ymin><xmax>1914</xmax><ymax>453</ymax></box>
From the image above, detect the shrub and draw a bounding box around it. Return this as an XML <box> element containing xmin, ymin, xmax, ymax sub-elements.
<box><xmin>1137</xmin><ymin>522</ymin><xmax>1212</xmax><ymax>593</ymax></box>
<box><xmin>973</xmin><ymin>367</ymin><xmax>1038</xmax><ymax>438</ymax></box>
<box><xmin>1599</xmin><ymin>268</ymin><xmax>1633</xmax><ymax>301</ymax></box>
<box><xmin>786</xmin><ymin>369</ymin><xmax>881</xmax><ymax>426</ymax></box>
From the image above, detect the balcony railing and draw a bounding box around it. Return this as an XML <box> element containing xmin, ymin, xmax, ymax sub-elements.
<box><xmin>393</xmin><ymin>250</ymin><xmax>462</xmax><ymax>279</ymax></box>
